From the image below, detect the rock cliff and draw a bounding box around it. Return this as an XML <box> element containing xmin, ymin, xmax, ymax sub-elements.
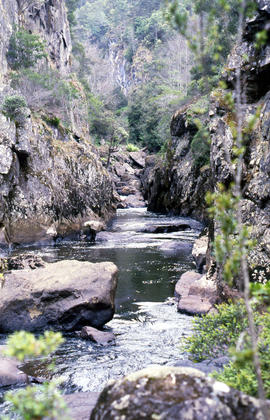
<box><xmin>0</xmin><ymin>0</ymin><xmax>71</xmax><ymax>80</ymax></box>
<box><xmin>142</xmin><ymin>105</ymin><xmax>211</xmax><ymax>222</ymax></box>
<box><xmin>210</xmin><ymin>1</ymin><xmax>270</xmax><ymax>280</ymax></box>
<box><xmin>0</xmin><ymin>0</ymin><xmax>115</xmax><ymax>246</ymax></box>
<box><xmin>143</xmin><ymin>1</ymin><xmax>270</xmax><ymax>280</ymax></box>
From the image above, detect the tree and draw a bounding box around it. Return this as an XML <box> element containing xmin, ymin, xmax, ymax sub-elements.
<box><xmin>7</xmin><ymin>28</ymin><xmax>46</xmax><ymax>70</ymax></box>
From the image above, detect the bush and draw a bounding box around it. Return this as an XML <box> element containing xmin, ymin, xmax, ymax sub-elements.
<box><xmin>1</xmin><ymin>94</ymin><xmax>27</xmax><ymax>120</ymax></box>
<box><xmin>7</xmin><ymin>28</ymin><xmax>46</xmax><ymax>70</ymax></box>
<box><xmin>126</xmin><ymin>143</ymin><xmax>139</xmax><ymax>152</ymax></box>
<box><xmin>190</xmin><ymin>126</ymin><xmax>210</xmax><ymax>168</ymax></box>
<box><xmin>183</xmin><ymin>301</ymin><xmax>248</xmax><ymax>362</ymax></box>
<box><xmin>4</xmin><ymin>331</ymin><xmax>68</xmax><ymax>419</ymax></box>
<box><xmin>183</xmin><ymin>300</ymin><xmax>270</xmax><ymax>398</ymax></box>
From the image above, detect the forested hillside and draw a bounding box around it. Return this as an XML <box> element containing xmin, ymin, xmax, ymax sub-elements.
<box><xmin>67</xmin><ymin>0</ymin><xmax>191</xmax><ymax>151</ymax></box>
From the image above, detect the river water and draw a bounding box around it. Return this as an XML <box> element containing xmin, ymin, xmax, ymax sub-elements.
<box><xmin>0</xmin><ymin>208</ymin><xmax>202</xmax><ymax>411</ymax></box>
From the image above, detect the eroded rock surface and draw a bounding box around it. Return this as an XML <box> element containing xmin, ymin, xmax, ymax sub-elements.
<box><xmin>91</xmin><ymin>366</ymin><xmax>270</xmax><ymax>420</ymax></box>
<box><xmin>0</xmin><ymin>260</ymin><xmax>118</xmax><ymax>332</ymax></box>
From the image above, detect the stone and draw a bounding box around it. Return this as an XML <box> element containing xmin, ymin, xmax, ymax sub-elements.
<box><xmin>64</xmin><ymin>392</ymin><xmax>100</xmax><ymax>420</ymax></box>
<box><xmin>178</xmin><ymin>295</ymin><xmax>214</xmax><ymax>316</ymax></box>
<box><xmin>175</xmin><ymin>272</ymin><xmax>218</xmax><ymax>316</ymax></box>
<box><xmin>6</xmin><ymin>254</ymin><xmax>45</xmax><ymax>270</ymax></box>
<box><xmin>0</xmin><ymin>346</ymin><xmax>28</xmax><ymax>387</ymax></box>
<box><xmin>80</xmin><ymin>326</ymin><xmax>115</xmax><ymax>345</ymax></box>
<box><xmin>83</xmin><ymin>221</ymin><xmax>105</xmax><ymax>241</ymax></box>
<box><xmin>0</xmin><ymin>144</ymin><xmax>13</xmax><ymax>175</ymax></box>
<box><xmin>174</xmin><ymin>271</ymin><xmax>202</xmax><ymax>299</ymax></box>
<box><xmin>121</xmin><ymin>195</ymin><xmax>145</xmax><ymax>208</ymax></box>
<box><xmin>90</xmin><ymin>366</ymin><xmax>270</xmax><ymax>420</ymax></box>
<box><xmin>0</xmin><ymin>260</ymin><xmax>118</xmax><ymax>332</ymax></box>
<box><xmin>128</xmin><ymin>151</ymin><xmax>146</xmax><ymax>168</ymax></box>
<box><xmin>143</xmin><ymin>223</ymin><xmax>191</xmax><ymax>234</ymax></box>
<box><xmin>192</xmin><ymin>235</ymin><xmax>208</xmax><ymax>272</ymax></box>
<box><xmin>141</xmin><ymin>107</ymin><xmax>211</xmax><ymax>221</ymax></box>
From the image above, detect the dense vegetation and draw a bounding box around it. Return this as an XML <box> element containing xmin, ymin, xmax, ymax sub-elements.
<box><xmin>68</xmin><ymin>0</ymin><xmax>191</xmax><ymax>150</ymax></box>
<box><xmin>184</xmin><ymin>300</ymin><xmax>270</xmax><ymax>398</ymax></box>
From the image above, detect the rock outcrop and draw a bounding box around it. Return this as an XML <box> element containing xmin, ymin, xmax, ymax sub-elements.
<box><xmin>80</xmin><ymin>326</ymin><xmax>115</xmax><ymax>345</ymax></box>
<box><xmin>142</xmin><ymin>107</ymin><xmax>211</xmax><ymax>221</ymax></box>
<box><xmin>91</xmin><ymin>366</ymin><xmax>270</xmax><ymax>420</ymax></box>
<box><xmin>209</xmin><ymin>2</ymin><xmax>270</xmax><ymax>281</ymax></box>
<box><xmin>143</xmin><ymin>2</ymin><xmax>270</xmax><ymax>281</ymax></box>
<box><xmin>0</xmin><ymin>114</ymin><xmax>115</xmax><ymax>245</ymax></box>
<box><xmin>0</xmin><ymin>1</ymin><xmax>116</xmax><ymax>246</ymax></box>
<box><xmin>0</xmin><ymin>0</ymin><xmax>71</xmax><ymax>79</ymax></box>
<box><xmin>99</xmin><ymin>146</ymin><xmax>146</xmax><ymax>208</ymax></box>
<box><xmin>0</xmin><ymin>260</ymin><xmax>118</xmax><ymax>332</ymax></box>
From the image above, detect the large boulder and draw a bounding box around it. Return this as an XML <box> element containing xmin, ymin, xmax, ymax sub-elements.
<box><xmin>90</xmin><ymin>366</ymin><xmax>270</xmax><ymax>420</ymax></box>
<box><xmin>175</xmin><ymin>271</ymin><xmax>218</xmax><ymax>315</ymax></box>
<box><xmin>0</xmin><ymin>260</ymin><xmax>118</xmax><ymax>332</ymax></box>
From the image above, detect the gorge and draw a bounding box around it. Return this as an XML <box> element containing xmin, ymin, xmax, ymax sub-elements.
<box><xmin>0</xmin><ymin>0</ymin><xmax>270</xmax><ymax>419</ymax></box>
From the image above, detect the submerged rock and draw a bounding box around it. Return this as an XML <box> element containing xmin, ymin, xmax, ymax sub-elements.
<box><xmin>80</xmin><ymin>326</ymin><xmax>115</xmax><ymax>345</ymax></box>
<box><xmin>91</xmin><ymin>366</ymin><xmax>269</xmax><ymax>420</ymax></box>
<box><xmin>0</xmin><ymin>260</ymin><xmax>118</xmax><ymax>332</ymax></box>
<box><xmin>6</xmin><ymin>254</ymin><xmax>45</xmax><ymax>271</ymax></box>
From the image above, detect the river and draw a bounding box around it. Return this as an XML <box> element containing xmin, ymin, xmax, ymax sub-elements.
<box><xmin>0</xmin><ymin>207</ymin><xmax>203</xmax><ymax>412</ymax></box>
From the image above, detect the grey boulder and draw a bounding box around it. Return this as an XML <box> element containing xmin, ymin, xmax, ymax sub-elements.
<box><xmin>0</xmin><ymin>260</ymin><xmax>118</xmax><ymax>332</ymax></box>
<box><xmin>90</xmin><ymin>366</ymin><xmax>270</xmax><ymax>420</ymax></box>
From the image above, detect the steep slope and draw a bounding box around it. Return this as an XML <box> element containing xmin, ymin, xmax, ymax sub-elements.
<box><xmin>144</xmin><ymin>2</ymin><xmax>270</xmax><ymax>280</ymax></box>
<box><xmin>0</xmin><ymin>0</ymin><xmax>115</xmax><ymax>246</ymax></box>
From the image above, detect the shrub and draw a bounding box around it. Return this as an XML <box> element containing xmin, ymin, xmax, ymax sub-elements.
<box><xmin>183</xmin><ymin>300</ymin><xmax>270</xmax><ymax>398</ymax></box>
<box><xmin>190</xmin><ymin>126</ymin><xmax>210</xmax><ymax>168</ymax></box>
<box><xmin>4</xmin><ymin>331</ymin><xmax>68</xmax><ymax>419</ymax></box>
<box><xmin>126</xmin><ymin>143</ymin><xmax>139</xmax><ymax>152</ymax></box>
<box><xmin>7</xmin><ymin>28</ymin><xmax>47</xmax><ymax>70</ymax></box>
<box><xmin>183</xmin><ymin>301</ymin><xmax>248</xmax><ymax>362</ymax></box>
<box><xmin>1</xmin><ymin>94</ymin><xmax>27</xmax><ymax>120</ymax></box>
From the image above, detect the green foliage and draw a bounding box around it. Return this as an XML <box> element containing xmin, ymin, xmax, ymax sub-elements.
<box><xmin>165</xmin><ymin>0</ymin><xmax>257</xmax><ymax>93</ymax></box>
<box><xmin>184</xmin><ymin>300</ymin><xmax>270</xmax><ymax>398</ymax></box>
<box><xmin>7</xmin><ymin>28</ymin><xmax>46</xmax><ymax>70</ymax></box>
<box><xmin>212</xmin><ymin>310</ymin><xmax>270</xmax><ymax>398</ymax></box>
<box><xmin>206</xmin><ymin>184</ymin><xmax>256</xmax><ymax>285</ymax></box>
<box><xmin>5</xmin><ymin>381</ymin><xmax>68</xmax><ymax>420</ymax></box>
<box><xmin>190</xmin><ymin>126</ymin><xmax>210</xmax><ymax>168</ymax></box>
<box><xmin>4</xmin><ymin>331</ymin><xmax>67</xmax><ymax>420</ymax></box>
<box><xmin>4</xmin><ymin>330</ymin><xmax>64</xmax><ymax>361</ymax></box>
<box><xmin>126</xmin><ymin>143</ymin><xmax>139</xmax><ymax>152</ymax></box>
<box><xmin>65</xmin><ymin>0</ymin><xmax>77</xmax><ymax>27</ymax></box>
<box><xmin>127</xmin><ymin>83</ymin><xmax>173</xmax><ymax>152</ymax></box>
<box><xmin>1</xmin><ymin>94</ymin><xmax>27</xmax><ymax>120</ymax></box>
<box><xmin>184</xmin><ymin>301</ymin><xmax>248</xmax><ymax>361</ymax></box>
<box><xmin>43</xmin><ymin>115</ymin><xmax>61</xmax><ymax>128</ymax></box>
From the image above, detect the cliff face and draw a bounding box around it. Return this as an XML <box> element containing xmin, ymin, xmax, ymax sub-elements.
<box><xmin>0</xmin><ymin>0</ymin><xmax>115</xmax><ymax>246</ymax></box>
<box><xmin>210</xmin><ymin>1</ymin><xmax>270</xmax><ymax>280</ymax></box>
<box><xmin>142</xmin><ymin>107</ymin><xmax>211</xmax><ymax>222</ymax></box>
<box><xmin>0</xmin><ymin>0</ymin><xmax>71</xmax><ymax>79</ymax></box>
<box><xmin>144</xmin><ymin>2</ymin><xmax>270</xmax><ymax>280</ymax></box>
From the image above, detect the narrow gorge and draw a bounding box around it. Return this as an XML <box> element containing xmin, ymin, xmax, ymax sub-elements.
<box><xmin>0</xmin><ymin>1</ymin><xmax>270</xmax><ymax>419</ymax></box>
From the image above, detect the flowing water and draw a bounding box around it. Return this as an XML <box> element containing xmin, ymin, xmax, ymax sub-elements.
<box><xmin>0</xmin><ymin>208</ymin><xmax>203</xmax><ymax>412</ymax></box>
